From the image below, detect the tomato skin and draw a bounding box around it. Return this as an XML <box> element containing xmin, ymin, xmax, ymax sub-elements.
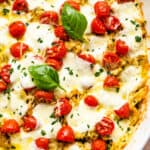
<box><xmin>103</xmin><ymin>76</ymin><xmax>119</xmax><ymax>88</ymax></box>
<box><xmin>54</xmin><ymin>26</ymin><xmax>69</xmax><ymax>41</ymax></box>
<box><xmin>95</xmin><ymin>117</ymin><xmax>114</xmax><ymax>136</ymax></box>
<box><xmin>84</xmin><ymin>95</ymin><xmax>99</xmax><ymax>107</ymax></box>
<box><xmin>102</xmin><ymin>16</ymin><xmax>121</xmax><ymax>31</ymax></box>
<box><xmin>10</xmin><ymin>42</ymin><xmax>29</xmax><ymax>58</ymax></box>
<box><xmin>45</xmin><ymin>58</ymin><xmax>63</xmax><ymax>70</ymax></box>
<box><xmin>1</xmin><ymin>119</ymin><xmax>20</xmax><ymax>134</ymax></box>
<box><xmin>12</xmin><ymin>0</ymin><xmax>28</xmax><ymax>12</ymax></box>
<box><xmin>78</xmin><ymin>54</ymin><xmax>96</xmax><ymax>64</ymax></box>
<box><xmin>94</xmin><ymin>1</ymin><xmax>110</xmax><ymax>18</ymax></box>
<box><xmin>115</xmin><ymin>103</ymin><xmax>130</xmax><ymax>118</ymax></box>
<box><xmin>91</xmin><ymin>139</ymin><xmax>107</xmax><ymax>150</ymax></box>
<box><xmin>35</xmin><ymin>137</ymin><xmax>49</xmax><ymax>150</ymax></box>
<box><xmin>55</xmin><ymin>98</ymin><xmax>72</xmax><ymax>117</ymax></box>
<box><xmin>91</xmin><ymin>18</ymin><xmax>106</xmax><ymax>35</ymax></box>
<box><xmin>0</xmin><ymin>64</ymin><xmax>11</xmax><ymax>83</ymax></box>
<box><xmin>0</xmin><ymin>81</ymin><xmax>7</xmax><ymax>92</ymax></box>
<box><xmin>23</xmin><ymin>116</ymin><xmax>37</xmax><ymax>132</ymax></box>
<box><xmin>57</xmin><ymin>125</ymin><xmax>75</xmax><ymax>143</ymax></box>
<box><xmin>46</xmin><ymin>41</ymin><xmax>67</xmax><ymax>60</ymax></box>
<box><xmin>40</xmin><ymin>11</ymin><xmax>58</xmax><ymax>25</ymax></box>
<box><xmin>0</xmin><ymin>0</ymin><xmax>5</xmax><ymax>3</ymax></box>
<box><xmin>116</xmin><ymin>39</ymin><xmax>129</xmax><ymax>56</ymax></box>
<box><xmin>102</xmin><ymin>52</ymin><xmax>120</xmax><ymax>70</ymax></box>
<box><xmin>117</xmin><ymin>0</ymin><xmax>134</xmax><ymax>3</ymax></box>
<box><xmin>34</xmin><ymin>90</ymin><xmax>54</xmax><ymax>103</ymax></box>
<box><xmin>9</xmin><ymin>21</ymin><xmax>26</xmax><ymax>38</ymax></box>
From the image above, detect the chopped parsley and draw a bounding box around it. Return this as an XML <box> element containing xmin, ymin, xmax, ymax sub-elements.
<box><xmin>41</xmin><ymin>130</ymin><xmax>46</xmax><ymax>136</ymax></box>
<box><xmin>70</xmin><ymin>114</ymin><xmax>73</xmax><ymax>118</ymax></box>
<box><xmin>17</xmin><ymin>64</ymin><xmax>21</xmax><ymax>70</ymax></box>
<box><xmin>37</xmin><ymin>38</ymin><xmax>43</xmax><ymax>43</ymax></box>
<box><xmin>94</xmin><ymin>68</ymin><xmax>104</xmax><ymax>77</ymax></box>
<box><xmin>23</xmin><ymin>72</ymin><xmax>27</xmax><ymax>77</ymax></box>
<box><xmin>2</xmin><ymin>8</ymin><xmax>9</xmax><ymax>15</ymax></box>
<box><xmin>87</xmin><ymin>124</ymin><xmax>90</xmax><ymax>128</ymax></box>
<box><xmin>65</xmin><ymin>67</ymin><xmax>73</xmax><ymax>75</ymax></box>
<box><xmin>10</xmin><ymin>68</ymin><xmax>14</xmax><ymax>74</ymax></box>
<box><xmin>0</xmin><ymin>114</ymin><xmax>3</xmax><ymax>118</ymax></box>
<box><xmin>51</xmin><ymin>119</ymin><xmax>59</xmax><ymax>125</ymax></box>
<box><xmin>135</xmin><ymin>36</ymin><xmax>142</xmax><ymax>42</ymax></box>
<box><xmin>116</xmin><ymin>88</ymin><xmax>120</xmax><ymax>93</ymax></box>
<box><xmin>49</xmin><ymin>112</ymin><xmax>55</xmax><ymax>118</ymax></box>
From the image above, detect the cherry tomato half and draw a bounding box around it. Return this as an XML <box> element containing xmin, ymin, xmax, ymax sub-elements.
<box><xmin>10</xmin><ymin>42</ymin><xmax>29</xmax><ymax>58</ymax></box>
<box><xmin>12</xmin><ymin>0</ymin><xmax>28</xmax><ymax>12</ymax></box>
<box><xmin>95</xmin><ymin>117</ymin><xmax>114</xmax><ymax>136</ymax></box>
<box><xmin>57</xmin><ymin>125</ymin><xmax>75</xmax><ymax>143</ymax></box>
<box><xmin>34</xmin><ymin>90</ymin><xmax>54</xmax><ymax>103</ymax></box>
<box><xmin>84</xmin><ymin>95</ymin><xmax>99</xmax><ymax>107</ymax></box>
<box><xmin>116</xmin><ymin>39</ymin><xmax>129</xmax><ymax>56</ymax></box>
<box><xmin>35</xmin><ymin>137</ymin><xmax>49</xmax><ymax>150</ymax></box>
<box><xmin>78</xmin><ymin>53</ymin><xmax>96</xmax><ymax>64</ymax></box>
<box><xmin>0</xmin><ymin>81</ymin><xmax>7</xmax><ymax>92</ymax></box>
<box><xmin>115</xmin><ymin>103</ymin><xmax>130</xmax><ymax>119</ymax></box>
<box><xmin>40</xmin><ymin>11</ymin><xmax>58</xmax><ymax>25</ymax></box>
<box><xmin>55</xmin><ymin>98</ymin><xmax>72</xmax><ymax>117</ymax></box>
<box><xmin>103</xmin><ymin>76</ymin><xmax>119</xmax><ymax>88</ymax></box>
<box><xmin>91</xmin><ymin>139</ymin><xmax>107</xmax><ymax>150</ymax></box>
<box><xmin>9</xmin><ymin>21</ymin><xmax>26</xmax><ymax>38</ymax></box>
<box><xmin>1</xmin><ymin>119</ymin><xmax>20</xmax><ymax>134</ymax></box>
<box><xmin>94</xmin><ymin>1</ymin><xmax>110</xmax><ymax>18</ymax></box>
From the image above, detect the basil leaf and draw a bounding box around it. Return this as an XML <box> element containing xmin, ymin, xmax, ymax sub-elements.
<box><xmin>28</xmin><ymin>65</ymin><xmax>61</xmax><ymax>90</ymax></box>
<box><xmin>61</xmin><ymin>4</ymin><xmax>87</xmax><ymax>41</ymax></box>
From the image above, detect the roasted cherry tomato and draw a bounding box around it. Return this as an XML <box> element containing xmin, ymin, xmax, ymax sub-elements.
<box><xmin>34</xmin><ymin>90</ymin><xmax>54</xmax><ymax>103</ymax></box>
<box><xmin>116</xmin><ymin>39</ymin><xmax>129</xmax><ymax>56</ymax></box>
<box><xmin>46</xmin><ymin>41</ymin><xmax>67</xmax><ymax>60</ymax></box>
<box><xmin>102</xmin><ymin>52</ymin><xmax>120</xmax><ymax>70</ymax></box>
<box><xmin>91</xmin><ymin>18</ymin><xmax>106</xmax><ymax>35</ymax></box>
<box><xmin>57</xmin><ymin>125</ymin><xmax>75</xmax><ymax>143</ymax></box>
<box><xmin>54</xmin><ymin>26</ymin><xmax>69</xmax><ymax>41</ymax></box>
<box><xmin>0</xmin><ymin>0</ymin><xmax>5</xmax><ymax>3</ymax></box>
<box><xmin>61</xmin><ymin>0</ymin><xmax>80</xmax><ymax>12</ymax></box>
<box><xmin>0</xmin><ymin>81</ymin><xmax>7</xmax><ymax>92</ymax></box>
<box><xmin>95</xmin><ymin>117</ymin><xmax>114</xmax><ymax>136</ymax></box>
<box><xmin>35</xmin><ymin>137</ymin><xmax>49</xmax><ymax>150</ymax></box>
<box><xmin>40</xmin><ymin>11</ymin><xmax>58</xmax><ymax>25</ymax></box>
<box><xmin>91</xmin><ymin>139</ymin><xmax>107</xmax><ymax>150</ymax></box>
<box><xmin>23</xmin><ymin>116</ymin><xmax>37</xmax><ymax>132</ymax></box>
<box><xmin>84</xmin><ymin>95</ymin><xmax>99</xmax><ymax>107</ymax></box>
<box><xmin>102</xmin><ymin>16</ymin><xmax>121</xmax><ymax>31</ymax></box>
<box><xmin>103</xmin><ymin>76</ymin><xmax>119</xmax><ymax>88</ymax></box>
<box><xmin>55</xmin><ymin>98</ymin><xmax>72</xmax><ymax>117</ymax></box>
<box><xmin>78</xmin><ymin>53</ymin><xmax>96</xmax><ymax>64</ymax></box>
<box><xmin>0</xmin><ymin>64</ymin><xmax>11</xmax><ymax>83</ymax></box>
<box><xmin>12</xmin><ymin>0</ymin><xmax>28</xmax><ymax>12</ymax></box>
<box><xmin>94</xmin><ymin>1</ymin><xmax>110</xmax><ymax>18</ymax></box>
<box><xmin>10</xmin><ymin>42</ymin><xmax>29</xmax><ymax>58</ymax></box>
<box><xmin>45</xmin><ymin>58</ymin><xmax>63</xmax><ymax>70</ymax></box>
<box><xmin>115</xmin><ymin>103</ymin><xmax>130</xmax><ymax>118</ymax></box>
<box><xmin>9</xmin><ymin>21</ymin><xmax>26</xmax><ymax>38</ymax></box>
<box><xmin>1</xmin><ymin>119</ymin><xmax>20</xmax><ymax>134</ymax></box>
<box><xmin>117</xmin><ymin>0</ymin><xmax>134</xmax><ymax>3</ymax></box>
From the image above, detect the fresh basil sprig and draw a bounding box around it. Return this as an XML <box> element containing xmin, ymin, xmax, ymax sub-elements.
<box><xmin>28</xmin><ymin>65</ymin><xmax>64</xmax><ymax>91</ymax></box>
<box><xmin>61</xmin><ymin>4</ymin><xmax>87</xmax><ymax>41</ymax></box>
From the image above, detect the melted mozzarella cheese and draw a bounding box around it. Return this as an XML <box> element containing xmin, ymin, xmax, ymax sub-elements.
<box><xmin>24</xmin><ymin>23</ymin><xmax>56</xmax><ymax>53</ymax></box>
<box><xmin>67</xmin><ymin>143</ymin><xmax>80</xmax><ymax>150</ymax></box>
<box><xmin>67</xmin><ymin>100</ymin><xmax>106</xmax><ymax>133</ymax></box>
<box><xmin>55</xmin><ymin>52</ymin><xmax>95</xmax><ymax>96</ymax></box>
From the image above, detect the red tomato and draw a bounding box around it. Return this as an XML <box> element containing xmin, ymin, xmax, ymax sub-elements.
<box><xmin>34</xmin><ymin>90</ymin><xmax>54</xmax><ymax>103</ymax></box>
<box><xmin>1</xmin><ymin>119</ymin><xmax>20</xmax><ymax>134</ymax></box>
<box><xmin>12</xmin><ymin>0</ymin><xmax>28</xmax><ymax>12</ymax></box>
<box><xmin>0</xmin><ymin>64</ymin><xmax>11</xmax><ymax>83</ymax></box>
<box><xmin>46</xmin><ymin>41</ymin><xmax>67</xmax><ymax>60</ymax></box>
<box><xmin>9</xmin><ymin>21</ymin><xmax>26</xmax><ymax>38</ymax></box>
<box><xmin>0</xmin><ymin>0</ymin><xmax>5</xmax><ymax>3</ymax></box>
<box><xmin>102</xmin><ymin>52</ymin><xmax>120</xmax><ymax>70</ymax></box>
<box><xmin>115</xmin><ymin>103</ymin><xmax>130</xmax><ymax>118</ymax></box>
<box><xmin>103</xmin><ymin>76</ymin><xmax>119</xmax><ymax>88</ymax></box>
<box><xmin>102</xmin><ymin>16</ymin><xmax>121</xmax><ymax>31</ymax></box>
<box><xmin>91</xmin><ymin>18</ymin><xmax>106</xmax><ymax>35</ymax></box>
<box><xmin>35</xmin><ymin>137</ymin><xmax>49</xmax><ymax>150</ymax></box>
<box><xmin>0</xmin><ymin>81</ymin><xmax>7</xmax><ymax>92</ymax></box>
<box><xmin>57</xmin><ymin>125</ymin><xmax>75</xmax><ymax>143</ymax></box>
<box><xmin>84</xmin><ymin>95</ymin><xmax>99</xmax><ymax>107</ymax></box>
<box><xmin>54</xmin><ymin>26</ymin><xmax>69</xmax><ymax>41</ymax></box>
<box><xmin>95</xmin><ymin>117</ymin><xmax>114</xmax><ymax>136</ymax></box>
<box><xmin>40</xmin><ymin>11</ymin><xmax>58</xmax><ymax>25</ymax></box>
<box><xmin>23</xmin><ymin>116</ymin><xmax>37</xmax><ymax>132</ymax></box>
<box><xmin>91</xmin><ymin>139</ymin><xmax>107</xmax><ymax>150</ymax></box>
<box><xmin>116</xmin><ymin>39</ymin><xmax>129</xmax><ymax>56</ymax></box>
<box><xmin>117</xmin><ymin>0</ymin><xmax>134</xmax><ymax>3</ymax></box>
<box><xmin>10</xmin><ymin>42</ymin><xmax>29</xmax><ymax>58</ymax></box>
<box><xmin>61</xmin><ymin>0</ymin><xmax>80</xmax><ymax>12</ymax></box>
<box><xmin>45</xmin><ymin>58</ymin><xmax>63</xmax><ymax>70</ymax></box>
<box><xmin>78</xmin><ymin>53</ymin><xmax>96</xmax><ymax>64</ymax></box>
<box><xmin>55</xmin><ymin>98</ymin><xmax>72</xmax><ymax>117</ymax></box>
<box><xmin>94</xmin><ymin>1</ymin><xmax>110</xmax><ymax>18</ymax></box>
